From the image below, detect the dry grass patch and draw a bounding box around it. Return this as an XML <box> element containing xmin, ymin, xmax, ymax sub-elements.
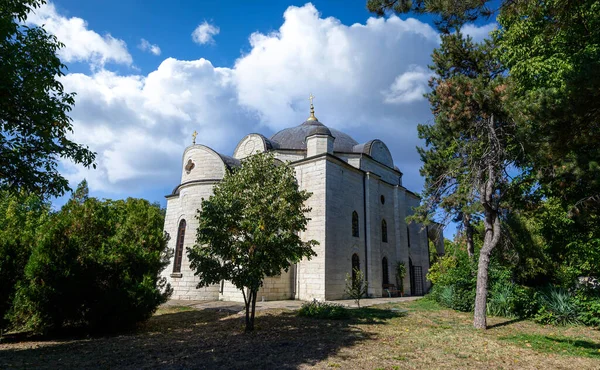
<box><xmin>0</xmin><ymin>298</ymin><xmax>599</xmax><ymax>369</ymax></box>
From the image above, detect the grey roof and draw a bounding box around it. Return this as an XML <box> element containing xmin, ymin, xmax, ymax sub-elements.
<box><xmin>306</xmin><ymin>124</ymin><xmax>332</xmax><ymax>137</ymax></box>
<box><xmin>270</xmin><ymin>120</ymin><xmax>358</xmax><ymax>151</ymax></box>
<box><xmin>218</xmin><ymin>154</ymin><xmax>241</xmax><ymax>169</ymax></box>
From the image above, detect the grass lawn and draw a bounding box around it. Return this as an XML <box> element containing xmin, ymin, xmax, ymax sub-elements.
<box><xmin>0</xmin><ymin>299</ymin><xmax>599</xmax><ymax>369</ymax></box>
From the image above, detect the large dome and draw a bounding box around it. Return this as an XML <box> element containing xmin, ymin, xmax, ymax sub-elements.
<box><xmin>270</xmin><ymin>120</ymin><xmax>358</xmax><ymax>152</ymax></box>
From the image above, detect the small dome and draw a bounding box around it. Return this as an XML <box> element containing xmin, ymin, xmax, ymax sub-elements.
<box><xmin>270</xmin><ymin>120</ymin><xmax>358</xmax><ymax>152</ymax></box>
<box><xmin>306</xmin><ymin>123</ymin><xmax>332</xmax><ymax>137</ymax></box>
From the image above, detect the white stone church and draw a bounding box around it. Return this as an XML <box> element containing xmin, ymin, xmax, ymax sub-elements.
<box><xmin>162</xmin><ymin>99</ymin><xmax>443</xmax><ymax>302</ymax></box>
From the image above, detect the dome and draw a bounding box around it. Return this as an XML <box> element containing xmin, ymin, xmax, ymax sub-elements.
<box><xmin>270</xmin><ymin>120</ymin><xmax>358</xmax><ymax>152</ymax></box>
<box><xmin>306</xmin><ymin>124</ymin><xmax>332</xmax><ymax>137</ymax></box>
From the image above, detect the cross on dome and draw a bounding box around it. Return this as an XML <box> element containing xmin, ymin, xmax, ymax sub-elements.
<box><xmin>307</xmin><ymin>93</ymin><xmax>318</xmax><ymax>122</ymax></box>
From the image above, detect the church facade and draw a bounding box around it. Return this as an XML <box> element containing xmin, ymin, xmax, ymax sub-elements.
<box><xmin>162</xmin><ymin>101</ymin><xmax>443</xmax><ymax>302</ymax></box>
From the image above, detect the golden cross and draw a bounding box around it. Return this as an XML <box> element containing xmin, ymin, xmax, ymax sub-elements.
<box><xmin>308</xmin><ymin>93</ymin><xmax>315</xmax><ymax>106</ymax></box>
<box><xmin>192</xmin><ymin>130</ymin><xmax>198</xmax><ymax>144</ymax></box>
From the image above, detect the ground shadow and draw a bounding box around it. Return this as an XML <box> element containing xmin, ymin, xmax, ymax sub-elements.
<box><xmin>544</xmin><ymin>336</ymin><xmax>600</xmax><ymax>357</ymax></box>
<box><xmin>487</xmin><ymin>317</ymin><xmax>526</xmax><ymax>329</ymax></box>
<box><xmin>0</xmin><ymin>306</ymin><xmax>403</xmax><ymax>369</ymax></box>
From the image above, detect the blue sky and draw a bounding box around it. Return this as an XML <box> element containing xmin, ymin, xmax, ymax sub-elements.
<box><xmin>26</xmin><ymin>1</ymin><xmax>496</xmax><ymax>235</ymax></box>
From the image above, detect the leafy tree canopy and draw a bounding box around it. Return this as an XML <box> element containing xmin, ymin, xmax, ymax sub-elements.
<box><xmin>8</xmin><ymin>184</ymin><xmax>172</xmax><ymax>334</ymax></box>
<box><xmin>1</xmin><ymin>0</ymin><xmax>96</xmax><ymax>198</ymax></box>
<box><xmin>188</xmin><ymin>153</ymin><xmax>317</xmax><ymax>332</ymax></box>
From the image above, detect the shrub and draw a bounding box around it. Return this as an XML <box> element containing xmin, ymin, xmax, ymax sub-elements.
<box><xmin>574</xmin><ymin>286</ymin><xmax>600</xmax><ymax>327</ymax></box>
<box><xmin>9</xmin><ymin>197</ymin><xmax>172</xmax><ymax>334</ymax></box>
<box><xmin>487</xmin><ymin>283</ymin><xmax>538</xmax><ymax>319</ymax></box>
<box><xmin>534</xmin><ymin>286</ymin><xmax>580</xmax><ymax>326</ymax></box>
<box><xmin>345</xmin><ymin>268</ymin><xmax>368</xmax><ymax>308</ymax></box>
<box><xmin>0</xmin><ymin>192</ymin><xmax>50</xmax><ymax>331</ymax></box>
<box><xmin>298</xmin><ymin>300</ymin><xmax>349</xmax><ymax>320</ymax></box>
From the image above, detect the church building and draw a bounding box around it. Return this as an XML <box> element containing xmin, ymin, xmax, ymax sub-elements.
<box><xmin>162</xmin><ymin>97</ymin><xmax>443</xmax><ymax>301</ymax></box>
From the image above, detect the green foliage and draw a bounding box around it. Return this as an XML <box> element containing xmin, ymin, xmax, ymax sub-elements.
<box><xmin>188</xmin><ymin>152</ymin><xmax>317</xmax><ymax>331</ymax></box>
<box><xmin>345</xmin><ymin>268</ymin><xmax>368</xmax><ymax>308</ymax></box>
<box><xmin>297</xmin><ymin>300</ymin><xmax>349</xmax><ymax>320</ymax></box>
<box><xmin>534</xmin><ymin>287</ymin><xmax>580</xmax><ymax>326</ymax></box>
<box><xmin>487</xmin><ymin>284</ymin><xmax>538</xmax><ymax>319</ymax></box>
<box><xmin>575</xmin><ymin>295</ymin><xmax>600</xmax><ymax>327</ymax></box>
<box><xmin>497</xmin><ymin>1</ymin><xmax>600</xmax><ymax>214</ymax></box>
<box><xmin>395</xmin><ymin>261</ymin><xmax>406</xmax><ymax>293</ymax></box>
<box><xmin>9</xmin><ymin>189</ymin><xmax>171</xmax><ymax>334</ymax></box>
<box><xmin>366</xmin><ymin>0</ymin><xmax>493</xmax><ymax>33</ymax></box>
<box><xmin>0</xmin><ymin>191</ymin><xmax>50</xmax><ymax>330</ymax></box>
<box><xmin>1</xmin><ymin>0</ymin><xmax>96</xmax><ymax>198</ymax></box>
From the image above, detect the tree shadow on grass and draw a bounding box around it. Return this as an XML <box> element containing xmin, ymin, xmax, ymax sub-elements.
<box><xmin>0</xmin><ymin>307</ymin><xmax>402</xmax><ymax>369</ymax></box>
<box><xmin>486</xmin><ymin>317</ymin><xmax>526</xmax><ymax>329</ymax></box>
<box><xmin>349</xmin><ymin>307</ymin><xmax>408</xmax><ymax>324</ymax></box>
<box><xmin>544</xmin><ymin>336</ymin><xmax>600</xmax><ymax>358</ymax></box>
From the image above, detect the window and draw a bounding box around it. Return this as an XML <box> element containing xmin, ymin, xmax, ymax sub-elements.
<box><xmin>407</xmin><ymin>226</ymin><xmax>411</xmax><ymax>248</ymax></box>
<box><xmin>173</xmin><ymin>219</ymin><xmax>186</xmax><ymax>273</ymax></box>
<box><xmin>382</xmin><ymin>257</ymin><xmax>389</xmax><ymax>285</ymax></box>
<box><xmin>352</xmin><ymin>211</ymin><xmax>359</xmax><ymax>237</ymax></box>
<box><xmin>381</xmin><ymin>219</ymin><xmax>388</xmax><ymax>243</ymax></box>
<box><xmin>351</xmin><ymin>253</ymin><xmax>360</xmax><ymax>282</ymax></box>
<box><xmin>380</xmin><ymin>195</ymin><xmax>385</xmax><ymax>204</ymax></box>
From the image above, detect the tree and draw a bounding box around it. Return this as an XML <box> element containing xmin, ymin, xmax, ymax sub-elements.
<box><xmin>345</xmin><ymin>268</ymin><xmax>368</xmax><ymax>308</ymax></box>
<box><xmin>187</xmin><ymin>153</ymin><xmax>318</xmax><ymax>332</ymax></box>
<box><xmin>0</xmin><ymin>190</ymin><xmax>50</xmax><ymax>330</ymax></box>
<box><xmin>395</xmin><ymin>261</ymin><xmax>406</xmax><ymax>295</ymax></box>
<box><xmin>496</xmin><ymin>0</ymin><xmax>600</xmax><ymax>216</ymax></box>
<box><xmin>1</xmin><ymin>0</ymin><xmax>96</xmax><ymax>198</ymax></box>
<box><xmin>9</xmin><ymin>189</ymin><xmax>172</xmax><ymax>334</ymax></box>
<box><xmin>414</xmin><ymin>33</ymin><xmax>516</xmax><ymax>329</ymax></box>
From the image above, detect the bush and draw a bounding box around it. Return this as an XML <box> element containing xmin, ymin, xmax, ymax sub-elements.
<box><xmin>574</xmin><ymin>286</ymin><xmax>600</xmax><ymax>327</ymax></box>
<box><xmin>487</xmin><ymin>284</ymin><xmax>538</xmax><ymax>319</ymax></box>
<box><xmin>576</xmin><ymin>296</ymin><xmax>600</xmax><ymax>327</ymax></box>
<box><xmin>9</xmin><ymin>197</ymin><xmax>172</xmax><ymax>334</ymax></box>
<box><xmin>534</xmin><ymin>286</ymin><xmax>580</xmax><ymax>326</ymax></box>
<box><xmin>298</xmin><ymin>300</ymin><xmax>349</xmax><ymax>320</ymax></box>
<box><xmin>0</xmin><ymin>192</ymin><xmax>50</xmax><ymax>331</ymax></box>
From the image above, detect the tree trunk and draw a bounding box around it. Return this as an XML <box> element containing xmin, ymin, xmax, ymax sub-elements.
<box><xmin>473</xmin><ymin>190</ymin><xmax>502</xmax><ymax>329</ymax></box>
<box><xmin>242</xmin><ymin>288</ymin><xmax>251</xmax><ymax>332</ymax></box>
<box><xmin>247</xmin><ymin>290</ymin><xmax>257</xmax><ymax>332</ymax></box>
<box><xmin>464</xmin><ymin>213</ymin><xmax>475</xmax><ymax>259</ymax></box>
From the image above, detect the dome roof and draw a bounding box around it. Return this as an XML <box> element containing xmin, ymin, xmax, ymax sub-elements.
<box><xmin>270</xmin><ymin>120</ymin><xmax>358</xmax><ymax>152</ymax></box>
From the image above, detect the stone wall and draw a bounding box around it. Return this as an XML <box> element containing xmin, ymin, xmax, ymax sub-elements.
<box><xmin>162</xmin><ymin>182</ymin><xmax>220</xmax><ymax>300</ymax></box>
<box><xmin>180</xmin><ymin>145</ymin><xmax>226</xmax><ymax>183</ymax></box>
<box><xmin>292</xmin><ymin>158</ymin><xmax>327</xmax><ymax>300</ymax></box>
<box><xmin>324</xmin><ymin>160</ymin><xmax>366</xmax><ymax>300</ymax></box>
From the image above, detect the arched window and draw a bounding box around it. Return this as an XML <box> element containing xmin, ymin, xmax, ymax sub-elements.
<box><xmin>352</xmin><ymin>211</ymin><xmax>359</xmax><ymax>237</ymax></box>
<box><xmin>407</xmin><ymin>226</ymin><xmax>411</xmax><ymax>248</ymax></box>
<box><xmin>173</xmin><ymin>219</ymin><xmax>186</xmax><ymax>273</ymax></box>
<box><xmin>381</xmin><ymin>219</ymin><xmax>388</xmax><ymax>243</ymax></box>
<box><xmin>382</xmin><ymin>257</ymin><xmax>389</xmax><ymax>285</ymax></box>
<box><xmin>351</xmin><ymin>253</ymin><xmax>360</xmax><ymax>282</ymax></box>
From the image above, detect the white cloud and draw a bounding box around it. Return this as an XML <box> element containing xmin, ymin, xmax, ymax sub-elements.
<box><xmin>192</xmin><ymin>21</ymin><xmax>220</xmax><ymax>45</ymax></box>
<box><xmin>138</xmin><ymin>38</ymin><xmax>161</xmax><ymax>56</ymax></box>
<box><xmin>383</xmin><ymin>65</ymin><xmax>431</xmax><ymax>104</ymax></box>
<box><xmin>26</xmin><ymin>2</ymin><xmax>132</xmax><ymax>69</ymax></box>
<box><xmin>462</xmin><ymin>22</ymin><xmax>497</xmax><ymax>42</ymax></box>
<box><xmin>51</xmin><ymin>2</ymin><xmax>494</xmax><ymax>200</ymax></box>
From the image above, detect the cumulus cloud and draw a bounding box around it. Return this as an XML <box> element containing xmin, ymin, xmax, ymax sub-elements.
<box><xmin>462</xmin><ymin>22</ymin><xmax>497</xmax><ymax>42</ymax></box>
<box><xmin>383</xmin><ymin>65</ymin><xmax>432</xmax><ymax>104</ymax></box>
<box><xmin>192</xmin><ymin>21</ymin><xmax>220</xmax><ymax>45</ymax></box>
<box><xmin>26</xmin><ymin>2</ymin><xmax>132</xmax><ymax>69</ymax></box>
<box><xmin>45</xmin><ymin>2</ymin><xmax>495</xmax><ymax>200</ymax></box>
<box><xmin>138</xmin><ymin>38</ymin><xmax>161</xmax><ymax>56</ymax></box>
